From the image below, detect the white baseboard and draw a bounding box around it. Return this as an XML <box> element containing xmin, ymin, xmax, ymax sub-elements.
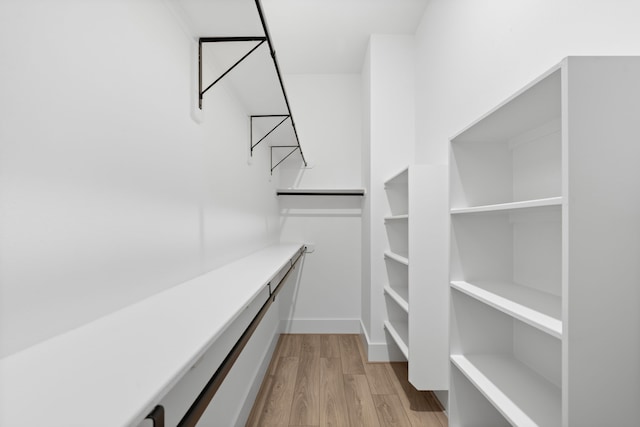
<box><xmin>280</xmin><ymin>318</ymin><xmax>361</xmax><ymax>334</ymax></box>
<box><xmin>360</xmin><ymin>320</ymin><xmax>406</xmax><ymax>362</ymax></box>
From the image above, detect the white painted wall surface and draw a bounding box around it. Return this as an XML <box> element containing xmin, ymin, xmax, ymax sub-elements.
<box><xmin>278</xmin><ymin>74</ymin><xmax>363</xmax><ymax>333</ymax></box>
<box><xmin>0</xmin><ymin>0</ymin><xmax>280</xmax><ymax>358</ymax></box>
<box><xmin>362</xmin><ymin>35</ymin><xmax>415</xmax><ymax>359</ymax></box>
<box><xmin>414</xmin><ymin>0</ymin><xmax>640</xmax><ymax>165</ymax></box>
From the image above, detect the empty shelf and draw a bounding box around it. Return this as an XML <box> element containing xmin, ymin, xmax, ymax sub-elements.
<box><xmin>384</xmin><ymin>251</ymin><xmax>408</xmax><ymax>266</ymax></box>
<box><xmin>451</xmin><ymin>280</ymin><xmax>562</xmax><ymax>338</ymax></box>
<box><xmin>384</xmin><ymin>285</ymin><xmax>409</xmax><ymax>313</ymax></box>
<box><xmin>451</xmin><ymin>354</ymin><xmax>561</xmax><ymax>427</ymax></box>
<box><xmin>450</xmin><ymin>197</ymin><xmax>562</xmax><ymax>215</ymax></box>
<box><xmin>384</xmin><ymin>320</ymin><xmax>409</xmax><ymax>359</ymax></box>
<box><xmin>384</xmin><ymin>214</ymin><xmax>409</xmax><ymax>221</ymax></box>
<box><xmin>384</xmin><ymin>167</ymin><xmax>409</xmax><ymax>186</ymax></box>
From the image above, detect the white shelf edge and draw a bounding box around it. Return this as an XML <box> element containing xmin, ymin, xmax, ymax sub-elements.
<box><xmin>450</xmin><ymin>196</ymin><xmax>563</xmax><ymax>215</ymax></box>
<box><xmin>384</xmin><ymin>251</ymin><xmax>409</xmax><ymax>266</ymax></box>
<box><xmin>451</xmin><ymin>354</ymin><xmax>561</xmax><ymax>427</ymax></box>
<box><xmin>383</xmin><ymin>320</ymin><xmax>409</xmax><ymax>359</ymax></box>
<box><xmin>383</xmin><ymin>285</ymin><xmax>409</xmax><ymax>313</ymax></box>
<box><xmin>383</xmin><ymin>166</ymin><xmax>409</xmax><ymax>186</ymax></box>
<box><xmin>384</xmin><ymin>214</ymin><xmax>409</xmax><ymax>221</ymax></box>
<box><xmin>451</xmin><ymin>281</ymin><xmax>562</xmax><ymax>339</ymax></box>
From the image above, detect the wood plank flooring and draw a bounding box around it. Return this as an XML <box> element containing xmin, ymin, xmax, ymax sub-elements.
<box><xmin>246</xmin><ymin>334</ymin><xmax>448</xmax><ymax>427</ymax></box>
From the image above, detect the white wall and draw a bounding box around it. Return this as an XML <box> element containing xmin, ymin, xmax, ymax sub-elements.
<box><xmin>415</xmin><ymin>0</ymin><xmax>640</xmax><ymax>165</ymax></box>
<box><xmin>361</xmin><ymin>35</ymin><xmax>415</xmax><ymax>359</ymax></box>
<box><xmin>0</xmin><ymin>0</ymin><xmax>279</xmax><ymax>361</ymax></box>
<box><xmin>278</xmin><ymin>74</ymin><xmax>363</xmax><ymax>333</ymax></box>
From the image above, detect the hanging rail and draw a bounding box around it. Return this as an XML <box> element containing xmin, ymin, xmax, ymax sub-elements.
<box><xmin>177</xmin><ymin>246</ymin><xmax>305</xmax><ymax>427</ymax></box>
<box><xmin>253</xmin><ymin>0</ymin><xmax>307</xmax><ymax>168</ymax></box>
<box><xmin>197</xmin><ymin>0</ymin><xmax>307</xmax><ymax>173</ymax></box>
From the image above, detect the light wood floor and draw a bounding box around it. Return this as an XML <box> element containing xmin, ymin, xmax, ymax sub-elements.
<box><xmin>246</xmin><ymin>334</ymin><xmax>448</xmax><ymax>427</ymax></box>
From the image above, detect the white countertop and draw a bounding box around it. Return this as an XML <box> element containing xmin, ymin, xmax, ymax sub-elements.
<box><xmin>0</xmin><ymin>243</ymin><xmax>304</xmax><ymax>427</ymax></box>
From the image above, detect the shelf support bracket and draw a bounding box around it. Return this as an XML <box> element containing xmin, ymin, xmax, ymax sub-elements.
<box><xmin>270</xmin><ymin>145</ymin><xmax>300</xmax><ymax>175</ymax></box>
<box><xmin>198</xmin><ymin>37</ymin><xmax>267</xmax><ymax>109</ymax></box>
<box><xmin>250</xmin><ymin>114</ymin><xmax>290</xmax><ymax>156</ymax></box>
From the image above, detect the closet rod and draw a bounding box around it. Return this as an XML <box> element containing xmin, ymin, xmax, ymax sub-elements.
<box><xmin>276</xmin><ymin>189</ymin><xmax>366</xmax><ymax>196</ymax></box>
<box><xmin>254</xmin><ymin>0</ymin><xmax>307</xmax><ymax>167</ymax></box>
<box><xmin>177</xmin><ymin>246</ymin><xmax>305</xmax><ymax>427</ymax></box>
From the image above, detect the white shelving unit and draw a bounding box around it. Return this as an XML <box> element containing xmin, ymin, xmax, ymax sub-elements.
<box><xmin>383</xmin><ymin>165</ymin><xmax>449</xmax><ymax>390</ymax></box>
<box><xmin>448</xmin><ymin>57</ymin><xmax>640</xmax><ymax>426</ymax></box>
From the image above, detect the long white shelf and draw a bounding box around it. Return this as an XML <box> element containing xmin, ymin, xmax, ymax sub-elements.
<box><xmin>451</xmin><ymin>354</ymin><xmax>561</xmax><ymax>427</ymax></box>
<box><xmin>383</xmin><ymin>320</ymin><xmax>409</xmax><ymax>359</ymax></box>
<box><xmin>0</xmin><ymin>243</ymin><xmax>304</xmax><ymax>427</ymax></box>
<box><xmin>450</xmin><ymin>196</ymin><xmax>562</xmax><ymax>215</ymax></box>
<box><xmin>384</xmin><ymin>251</ymin><xmax>409</xmax><ymax>266</ymax></box>
<box><xmin>384</xmin><ymin>285</ymin><xmax>409</xmax><ymax>313</ymax></box>
<box><xmin>451</xmin><ymin>280</ymin><xmax>562</xmax><ymax>338</ymax></box>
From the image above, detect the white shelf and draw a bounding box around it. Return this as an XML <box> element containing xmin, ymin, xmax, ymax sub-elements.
<box><xmin>0</xmin><ymin>243</ymin><xmax>304</xmax><ymax>427</ymax></box>
<box><xmin>450</xmin><ymin>196</ymin><xmax>562</xmax><ymax>215</ymax></box>
<box><xmin>383</xmin><ymin>320</ymin><xmax>409</xmax><ymax>359</ymax></box>
<box><xmin>384</xmin><ymin>167</ymin><xmax>409</xmax><ymax>186</ymax></box>
<box><xmin>451</xmin><ymin>280</ymin><xmax>562</xmax><ymax>338</ymax></box>
<box><xmin>384</xmin><ymin>214</ymin><xmax>409</xmax><ymax>221</ymax></box>
<box><xmin>451</xmin><ymin>354</ymin><xmax>561</xmax><ymax>427</ymax></box>
<box><xmin>384</xmin><ymin>251</ymin><xmax>408</xmax><ymax>266</ymax></box>
<box><xmin>384</xmin><ymin>285</ymin><xmax>409</xmax><ymax>313</ymax></box>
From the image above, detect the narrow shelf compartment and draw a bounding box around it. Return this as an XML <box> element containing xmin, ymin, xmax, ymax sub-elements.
<box><xmin>384</xmin><ymin>285</ymin><xmax>409</xmax><ymax>313</ymax></box>
<box><xmin>451</xmin><ymin>354</ymin><xmax>561</xmax><ymax>427</ymax></box>
<box><xmin>451</xmin><ymin>280</ymin><xmax>562</xmax><ymax>338</ymax></box>
<box><xmin>276</xmin><ymin>188</ymin><xmax>365</xmax><ymax>196</ymax></box>
<box><xmin>384</xmin><ymin>167</ymin><xmax>409</xmax><ymax>187</ymax></box>
<box><xmin>384</xmin><ymin>214</ymin><xmax>409</xmax><ymax>221</ymax></box>
<box><xmin>450</xmin><ymin>196</ymin><xmax>562</xmax><ymax>215</ymax></box>
<box><xmin>384</xmin><ymin>320</ymin><xmax>409</xmax><ymax>359</ymax></box>
<box><xmin>384</xmin><ymin>251</ymin><xmax>408</xmax><ymax>266</ymax></box>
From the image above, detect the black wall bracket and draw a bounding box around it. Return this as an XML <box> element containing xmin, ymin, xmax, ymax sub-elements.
<box><xmin>197</xmin><ymin>0</ymin><xmax>308</xmax><ymax>174</ymax></box>
<box><xmin>198</xmin><ymin>37</ymin><xmax>266</xmax><ymax>110</ymax></box>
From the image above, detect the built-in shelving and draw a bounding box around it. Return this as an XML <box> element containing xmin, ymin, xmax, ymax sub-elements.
<box><xmin>384</xmin><ymin>214</ymin><xmax>409</xmax><ymax>221</ymax></box>
<box><xmin>449</xmin><ymin>57</ymin><xmax>640</xmax><ymax>426</ymax></box>
<box><xmin>451</xmin><ymin>280</ymin><xmax>561</xmax><ymax>338</ymax></box>
<box><xmin>451</xmin><ymin>354</ymin><xmax>561</xmax><ymax>427</ymax></box>
<box><xmin>384</xmin><ymin>285</ymin><xmax>409</xmax><ymax>313</ymax></box>
<box><xmin>383</xmin><ymin>320</ymin><xmax>409</xmax><ymax>359</ymax></box>
<box><xmin>384</xmin><ymin>250</ymin><xmax>408</xmax><ymax>266</ymax></box>
<box><xmin>382</xmin><ymin>165</ymin><xmax>449</xmax><ymax>391</ymax></box>
<box><xmin>450</xmin><ymin>196</ymin><xmax>562</xmax><ymax>215</ymax></box>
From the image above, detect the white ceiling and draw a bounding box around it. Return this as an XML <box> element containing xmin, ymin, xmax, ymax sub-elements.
<box><xmin>175</xmin><ymin>0</ymin><xmax>429</xmax><ymax>74</ymax></box>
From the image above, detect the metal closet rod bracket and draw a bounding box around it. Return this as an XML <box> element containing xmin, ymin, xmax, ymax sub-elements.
<box><xmin>270</xmin><ymin>145</ymin><xmax>301</xmax><ymax>175</ymax></box>
<box><xmin>198</xmin><ymin>36</ymin><xmax>266</xmax><ymax>110</ymax></box>
<box><xmin>196</xmin><ymin>0</ymin><xmax>308</xmax><ymax>174</ymax></box>
<box><xmin>250</xmin><ymin>114</ymin><xmax>291</xmax><ymax>156</ymax></box>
